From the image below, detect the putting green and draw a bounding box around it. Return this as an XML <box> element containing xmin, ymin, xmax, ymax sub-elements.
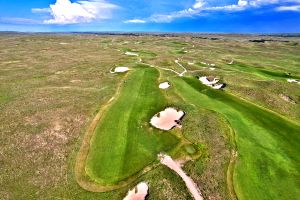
<box><xmin>85</xmin><ymin>66</ymin><xmax>179</xmax><ymax>184</ymax></box>
<box><xmin>171</xmin><ymin>76</ymin><xmax>300</xmax><ymax>200</ymax></box>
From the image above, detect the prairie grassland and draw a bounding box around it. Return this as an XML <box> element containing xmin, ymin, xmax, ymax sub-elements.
<box><xmin>0</xmin><ymin>33</ymin><xmax>299</xmax><ymax>200</ymax></box>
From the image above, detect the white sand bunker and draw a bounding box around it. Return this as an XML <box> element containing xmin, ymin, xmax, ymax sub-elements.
<box><xmin>110</xmin><ymin>67</ymin><xmax>130</xmax><ymax>73</ymax></box>
<box><xmin>159</xmin><ymin>82</ymin><xmax>171</xmax><ymax>89</ymax></box>
<box><xmin>201</xmin><ymin>62</ymin><xmax>216</xmax><ymax>67</ymax></box>
<box><xmin>125</xmin><ymin>51</ymin><xmax>139</xmax><ymax>56</ymax></box>
<box><xmin>198</xmin><ymin>76</ymin><xmax>225</xmax><ymax>90</ymax></box>
<box><xmin>287</xmin><ymin>79</ymin><xmax>300</xmax><ymax>84</ymax></box>
<box><xmin>123</xmin><ymin>182</ymin><xmax>149</xmax><ymax>200</ymax></box>
<box><xmin>150</xmin><ymin>108</ymin><xmax>185</xmax><ymax>131</ymax></box>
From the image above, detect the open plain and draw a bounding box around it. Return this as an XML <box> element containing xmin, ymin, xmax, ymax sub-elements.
<box><xmin>0</xmin><ymin>33</ymin><xmax>300</xmax><ymax>200</ymax></box>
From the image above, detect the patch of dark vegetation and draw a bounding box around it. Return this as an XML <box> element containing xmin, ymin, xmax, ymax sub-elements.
<box><xmin>192</xmin><ymin>36</ymin><xmax>221</xmax><ymax>41</ymax></box>
<box><xmin>249</xmin><ymin>39</ymin><xmax>290</xmax><ymax>43</ymax></box>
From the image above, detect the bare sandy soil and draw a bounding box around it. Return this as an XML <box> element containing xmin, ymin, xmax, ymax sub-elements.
<box><xmin>198</xmin><ymin>76</ymin><xmax>225</xmax><ymax>90</ymax></box>
<box><xmin>150</xmin><ymin>108</ymin><xmax>184</xmax><ymax>130</ymax></box>
<box><xmin>123</xmin><ymin>182</ymin><xmax>149</xmax><ymax>200</ymax></box>
<box><xmin>287</xmin><ymin>79</ymin><xmax>300</xmax><ymax>84</ymax></box>
<box><xmin>125</xmin><ymin>51</ymin><xmax>139</xmax><ymax>56</ymax></box>
<box><xmin>110</xmin><ymin>67</ymin><xmax>130</xmax><ymax>73</ymax></box>
<box><xmin>159</xmin><ymin>154</ymin><xmax>203</xmax><ymax>200</ymax></box>
<box><xmin>159</xmin><ymin>82</ymin><xmax>171</xmax><ymax>89</ymax></box>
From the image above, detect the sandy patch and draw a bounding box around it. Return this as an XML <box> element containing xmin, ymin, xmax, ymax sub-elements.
<box><xmin>159</xmin><ymin>154</ymin><xmax>203</xmax><ymax>200</ymax></box>
<box><xmin>123</xmin><ymin>182</ymin><xmax>149</xmax><ymax>200</ymax></box>
<box><xmin>159</xmin><ymin>82</ymin><xmax>171</xmax><ymax>89</ymax></box>
<box><xmin>198</xmin><ymin>76</ymin><xmax>225</xmax><ymax>90</ymax></box>
<box><xmin>59</xmin><ymin>42</ymin><xmax>68</xmax><ymax>45</ymax></box>
<box><xmin>110</xmin><ymin>67</ymin><xmax>130</xmax><ymax>73</ymax></box>
<box><xmin>209</xmin><ymin>68</ymin><xmax>216</xmax><ymax>71</ymax></box>
<box><xmin>188</xmin><ymin>62</ymin><xmax>195</xmax><ymax>65</ymax></box>
<box><xmin>125</xmin><ymin>52</ymin><xmax>139</xmax><ymax>56</ymax></box>
<box><xmin>70</xmin><ymin>80</ymin><xmax>82</xmax><ymax>83</ymax></box>
<box><xmin>279</xmin><ymin>94</ymin><xmax>296</xmax><ymax>104</ymax></box>
<box><xmin>201</xmin><ymin>62</ymin><xmax>216</xmax><ymax>67</ymax></box>
<box><xmin>287</xmin><ymin>79</ymin><xmax>300</xmax><ymax>84</ymax></box>
<box><xmin>150</xmin><ymin>107</ymin><xmax>185</xmax><ymax>131</ymax></box>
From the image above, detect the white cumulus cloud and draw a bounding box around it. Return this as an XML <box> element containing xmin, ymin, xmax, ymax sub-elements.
<box><xmin>276</xmin><ymin>4</ymin><xmax>300</xmax><ymax>11</ymax></box>
<box><xmin>148</xmin><ymin>0</ymin><xmax>300</xmax><ymax>23</ymax></box>
<box><xmin>33</xmin><ymin>0</ymin><xmax>119</xmax><ymax>24</ymax></box>
<box><xmin>124</xmin><ymin>19</ymin><xmax>146</xmax><ymax>23</ymax></box>
<box><xmin>193</xmin><ymin>0</ymin><xmax>206</xmax><ymax>9</ymax></box>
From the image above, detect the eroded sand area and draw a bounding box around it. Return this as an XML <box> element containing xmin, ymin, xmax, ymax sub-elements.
<box><xmin>159</xmin><ymin>154</ymin><xmax>203</xmax><ymax>200</ymax></box>
<box><xmin>123</xmin><ymin>182</ymin><xmax>149</xmax><ymax>200</ymax></box>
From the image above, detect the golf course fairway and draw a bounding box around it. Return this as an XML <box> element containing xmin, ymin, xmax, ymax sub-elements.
<box><xmin>85</xmin><ymin>66</ymin><xmax>179</xmax><ymax>185</ymax></box>
<box><xmin>171</xmin><ymin>76</ymin><xmax>300</xmax><ymax>200</ymax></box>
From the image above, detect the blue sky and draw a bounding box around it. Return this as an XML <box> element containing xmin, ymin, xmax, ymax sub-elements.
<box><xmin>0</xmin><ymin>0</ymin><xmax>300</xmax><ymax>33</ymax></box>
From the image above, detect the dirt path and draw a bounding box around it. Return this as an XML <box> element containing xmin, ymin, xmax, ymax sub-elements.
<box><xmin>138</xmin><ymin>58</ymin><xmax>187</xmax><ymax>77</ymax></box>
<box><xmin>159</xmin><ymin>153</ymin><xmax>203</xmax><ymax>200</ymax></box>
<box><xmin>175</xmin><ymin>59</ymin><xmax>187</xmax><ymax>77</ymax></box>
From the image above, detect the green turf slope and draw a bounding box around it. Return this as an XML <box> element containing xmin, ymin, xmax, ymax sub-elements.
<box><xmin>224</xmin><ymin>63</ymin><xmax>300</xmax><ymax>81</ymax></box>
<box><xmin>85</xmin><ymin>67</ymin><xmax>179</xmax><ymax>185</ymax></box>
<box><xmin>171</xmin><ymin>76</ymin><xmax>300</xmax><ymax>200</ymax></box>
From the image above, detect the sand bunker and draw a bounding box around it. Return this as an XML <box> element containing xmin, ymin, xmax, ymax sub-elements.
<box><xmin>198</xmin><ymin>76</ymin><xmax>225</xmax><ymax>90</ymax></box>
<box><xmin>110</xmin><ymin>67</ymin><xmax>130</xmax><ymax>73</ymax></box>
<box><xmin>287</xmin><ymin>79</ymin><xmax>300</xmax><ymax>84</ymax></box>
<box><xmin>159</xmin><ymin>82</ymin><xmax>171</xmax><ymax>89</ymax></box>
<box><xmin>123</xmin><ymin>182</ymin><xmax>149</xmax><ymax>200</ymax></box>
<box><xmin>150</xmin><ymin>108</ymin><xmax>185</xmax><ymax>131</ymax></box>
<box><xmin>201</xmin><ymin>62</ymin><xmax>215</xmax><ymax>67</ymax></box>
<box><xmin>159</xmin><ymin>154</ymin><xmax>203</xmax><ymax>200</ymax></box>
<box><xmin>125</xmin><ymin>52</ymin><xmax>139</xmax><ymax>56</ymax></box>
<box><xmin>188</xmin><ymin>62</ymin><xmax>195</xmax><ymax>65</ymax></box>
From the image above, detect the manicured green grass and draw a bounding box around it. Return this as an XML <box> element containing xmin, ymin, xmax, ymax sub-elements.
<box><xmin>224</xmin><ymin>62</ymin><xmax>300</xmax><ymax>80</ymax></box>
<box><xmin>171</xmin><ymin>76</ymin><xmax>300</xmax><ymax>200</ymax></box>
<box><xmin>85</xmin><ymin>67</ymin><xmax>179</xmax><ymax>184</ymax></box>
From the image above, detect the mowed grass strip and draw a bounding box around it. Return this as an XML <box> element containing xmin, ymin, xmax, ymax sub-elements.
<box><xmin>171</xmin><ymin>76</ymin><xmax>300</xmax><ymax>200</ymax></box>
<box><xmin>85</xmin><ymin>67</ymin><xmax>179</xmax><ymax>185</ymax></box>
<box><xmin>224</xmin><ymin>62</ymin><xmax>300</xmax><ymax>80</ymax></box>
